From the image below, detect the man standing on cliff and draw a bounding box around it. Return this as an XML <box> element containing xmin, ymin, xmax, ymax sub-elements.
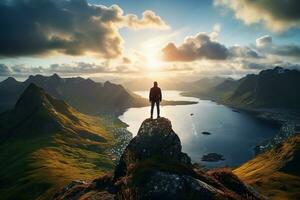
<box><xmin>149</xmin><ymin>81</ymin><xmax>162</xmax><ymax>119</ymax></box>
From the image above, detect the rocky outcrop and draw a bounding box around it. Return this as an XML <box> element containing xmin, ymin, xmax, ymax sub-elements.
<box><xmin>53</xmin><ymin>117</ymin><xmax>264</xmax><ymax>200</ymax></box>
<box><xmin>114</xmin><ymin>118</ymin><xmax>191</xmax><ymax>180</ymax></box>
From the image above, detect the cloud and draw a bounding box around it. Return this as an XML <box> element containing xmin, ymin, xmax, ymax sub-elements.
<box><xmin>122</xmin><ymin>57</ymin><xmax>131</xmax><ymax>64</ymax></box>
<box><xmin>239</xmin><ymin>60</ymin><xmax>272</xmax><ymax>70</ymax></box>
<box><xmin>229</xmin><ymin>46</ymin><xmax>262</xmax><ymax>58</ymax></box>
<box><xmin>158</xmin><ymin>31</ymin><xmax>300</xmax><ymax>77</ymax></box>
<box><xmin>49</xmin><ymin>62</ymin><xmax>111</xmax><ymax>74</ymax></box>
<box><xmin>161</xmin><ymin>32</ymin><xmax>229</xmax><ymax>61</ymax></box>
<box><xmin>0</xmin><ymin>0</ymin><xmax>168</xmax><ymax>58</ymax></box>
<box><xmin>0</xmin><ymin>64</ymin><xmax>11</xmax><ymax>76</ymax></box>
<box><xmin>278</xmin><ymin>62</ymin><xmax>300</xmax><ymax>70</ymax></box>
<box><xmin>50</xmin><ymin>62</ymin><xmax>141</xmax><ymax>74</ymax></box>
<box><xmin>272</xmin><ymin>45</ymin><xmax>300</xmax><ymax>57</ymax></box>
<box><xmin>10</xmin><ymin>64</ymin><xmax>44</xmax><ymax>74</ymax></box>
<box><xmin>161</xmin><ymin>31</ymin><xmax>262</xmax><ymax>62</ymax></box>
<box><xmin>240</xmin><ymin>60</ymin><xmax>300</xmax><ymax>71</ymax></box>
<box><xmin>256</xmin><ymin>35</ymin><xmax>300</xmax><ymax>58</ymax></box>
<box><xmin>214</xmin><ymin>0</ymin><xmax>300</xmax><ymax>32</ymax></box>
<box><xmin>0</xmin><ymin>61</ymin><xmax>143</xmax><ymax>77</ymax></box>
<box><xmin>256</xmin><ymin>35</ymin><xmax>272</xmax><ymax>47</ymax></box>
<box><xmin>125</xmin><ymin>10</ymin><xmax>169</xmax><ymax>29</ymax></box>
<box><xmin>157</xmin><ymin>63</ymin><xmax>194</xmax><ymax>72</ymax></box>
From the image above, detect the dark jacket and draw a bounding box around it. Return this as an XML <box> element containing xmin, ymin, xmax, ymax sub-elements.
<box><xmin>149</xmin><ymin>87</ymin><xmax>162</xmax><ymax>102</ymax></box>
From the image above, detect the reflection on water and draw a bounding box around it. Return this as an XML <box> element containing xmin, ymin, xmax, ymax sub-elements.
<box><xmin>119</xmin><ymin>90</ymin><xmax>278</xmax><ymax>168</ymax></box>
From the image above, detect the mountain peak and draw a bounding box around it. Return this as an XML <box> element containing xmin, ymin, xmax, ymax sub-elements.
<box><xmin>51</xmin><ymin>73</ymin><xmax>60</xmax><ymax>78</ymax></box>
<box><xmin>15</xmin><ymin>83</ymin><xmax>48</xmax><ymax>113</ymax></box>
<box><xmin>104</xmin><ymin>80</ymin><xmax>112</xmax><ymax>86</ymax></box>
<box><xmin>259</xmin><ymin>66</ymin><xmax>290</xmax><ymax>75</ymax></box>
<box><xmin>3</xmin><ymin>76</ymin><xmax>17</xmax><ymax>82</ymax></box>
<box><xmin>0</xmin><ymin>77</ymin><xmax>18</xmax><ymax>86</ymax></box>
<box><xmin>27</xmin><ymin>74</ymin><xmax>62</xmax><ymax>83</ymax></box>
<box><xmin>50</xmin><ymin>73</ymin><xmax>61</xmax><ymax>80</ymax></box>
<box><xmin>28</xmin><ymin>74</ymin><xmax>44</xmax><ymax>81</ymax></box>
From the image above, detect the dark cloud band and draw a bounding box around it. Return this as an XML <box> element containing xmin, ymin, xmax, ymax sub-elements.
<box><xmin>214</xmin><ymin>0</ymin><xmax>300</xmax><ymax>32</ymax></box>
<box><xmin>0</xmin><ymin>0</ymin><xmax>167</xmax><ymax>58</ymax></box>
<box><xmin>161</xmin><ymin>32</ymin><xmax>262</xmax><ymax>62</ymax></box>
<box><xmin>161</xmin><ymin>33</ymin><xmax>229</xmax><ymax>61</ymax></box>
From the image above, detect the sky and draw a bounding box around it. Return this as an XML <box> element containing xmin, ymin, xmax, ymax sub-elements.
<box><xmin>1</xmin><ymin>0</ymin><xmax>300</xmax><ymax>82</ymax></box>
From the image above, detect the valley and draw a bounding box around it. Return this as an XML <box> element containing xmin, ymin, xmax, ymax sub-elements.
<box><xmin>0</xmin><ymin>67</ymin><xmax>299</xmax><ymax>200</ymax></box>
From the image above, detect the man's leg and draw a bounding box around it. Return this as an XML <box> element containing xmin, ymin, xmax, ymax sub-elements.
<box><xmin>156</xmin><ymin>101</ymin><xmax>160</xmax><ymax>118</ymax></box>
<box><xmin>150</xmin><ymin>101</ymin><xmax>154</xmax><ymax>118</ymax></box>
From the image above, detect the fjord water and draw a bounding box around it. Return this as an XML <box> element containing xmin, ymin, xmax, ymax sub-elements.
<box><xmin>119</xmin><ymin>90</ymin><xmax>278</xmax><ymax>168</ymax></box>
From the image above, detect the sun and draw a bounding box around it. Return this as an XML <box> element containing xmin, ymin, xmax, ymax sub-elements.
<box><xmin>146</xmin><ymin>54</ymin><xmax>162</xmax><ymax>69</ymax></box>
<box><xmin>141</xmin><ymin>37</ymin><xmax>164</xmax><ymax>69</ymax></box>
<box><xmin>143</xmin><ymin>47</ymin><xmax>163</xmax><ymax>69</ymax></box>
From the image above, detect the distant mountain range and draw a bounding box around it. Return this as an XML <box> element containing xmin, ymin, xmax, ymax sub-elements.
<box><xmin>0</xmin><ymin>74</ymin><xmax>197</xmax><ymax>115</ymax></box>
<box><xmin>0</xmin><ymin>83</ymin><xmax>130</xmax><ymax>200</ymax></box>
<box><xmin>123</xmin><ymin>78</ymin><xmax>191</xmax><ymax>91</ymax></box>
<box><xmin>183</xmin><ymin>67</ymin><xmax>300</xmax><ymax>109</ymax></box>
<box><xmin>0</xmin><ymin>74</ymin><xmax>147</xmax><ymax>115</ymax></box>
<box><xmin>123</xmin><ymin>76</ymin><xmax>227</xmax><ymax>91</ymax></box>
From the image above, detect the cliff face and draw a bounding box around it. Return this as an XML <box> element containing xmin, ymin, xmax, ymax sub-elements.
<box><xmin>53</xmin><ymin>118</ymin><xmax>264</xmax><ymax>200</ymax></box>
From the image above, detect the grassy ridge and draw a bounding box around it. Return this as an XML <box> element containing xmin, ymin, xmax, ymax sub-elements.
<box><xmin>234</xmin><ymin>134</ymin><xmax>300</xmax><ymax>199</ymax></box>
<box><xmin>0</xmin><ymin>84</ymin><xmax>124</xmax><ymax>200</ymax></box>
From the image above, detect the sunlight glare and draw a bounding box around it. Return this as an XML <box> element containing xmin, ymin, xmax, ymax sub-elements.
<box><xmin>146</xmin><ymin>54</ymin><xmax>162</xmax><ymax>69</ymax></box>
<box><xmin>141</xmin><ymin>36</ymin><xmax>167</xmax><ymax>70</ymax></box>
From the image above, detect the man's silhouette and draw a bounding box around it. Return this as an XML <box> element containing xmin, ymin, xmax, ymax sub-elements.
<box><xmin>149</xmin><ymin>81</ymin><xmax>162</xmax><ymax>119</ymax></box>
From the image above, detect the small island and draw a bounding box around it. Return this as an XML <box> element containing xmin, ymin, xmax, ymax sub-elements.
<box><xmin>232</xmin><ymin>109</ymin><xmax>241</xmax><ymax>113</ymax></box>
<box><xmin>201</xmin><ymin>153</ymin><xmax>225</xmax><ymax>162</ymax></box>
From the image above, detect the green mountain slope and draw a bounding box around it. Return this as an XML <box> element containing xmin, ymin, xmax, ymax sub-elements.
<box><xmin>234</xmin><ymin>134</ymin><xmax>300</xmax><ymax>200</ymax></box>
<box><xmin>0</xmin><ymin>84</ymin><xmax>128</xmax><ymax>200</ymax></box>
<box><xmin>229</xmin><ymin>67</ymin><xmax>300</xmax><ymax>108</ymax></box>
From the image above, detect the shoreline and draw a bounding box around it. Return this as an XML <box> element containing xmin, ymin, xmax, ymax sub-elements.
<box><xmin>182</xmin><ymin>93</ymin><xmax>300</xmax><ymax>154</ymax></box>
<box><xmin>228</xmin><ymin>106</ymin><xmax>300</xmax><ymax>154</ymax></box>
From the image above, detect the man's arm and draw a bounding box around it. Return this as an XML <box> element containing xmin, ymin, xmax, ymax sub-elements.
<box><xmin>159</xmin><ymin>88</ymin><xmax>162</xmax><ymax>102</ymax></box>
<box><xmin>149</xmin><ymin>88</ymin><xmax>152</xmax><ymax>102</ymax></box>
